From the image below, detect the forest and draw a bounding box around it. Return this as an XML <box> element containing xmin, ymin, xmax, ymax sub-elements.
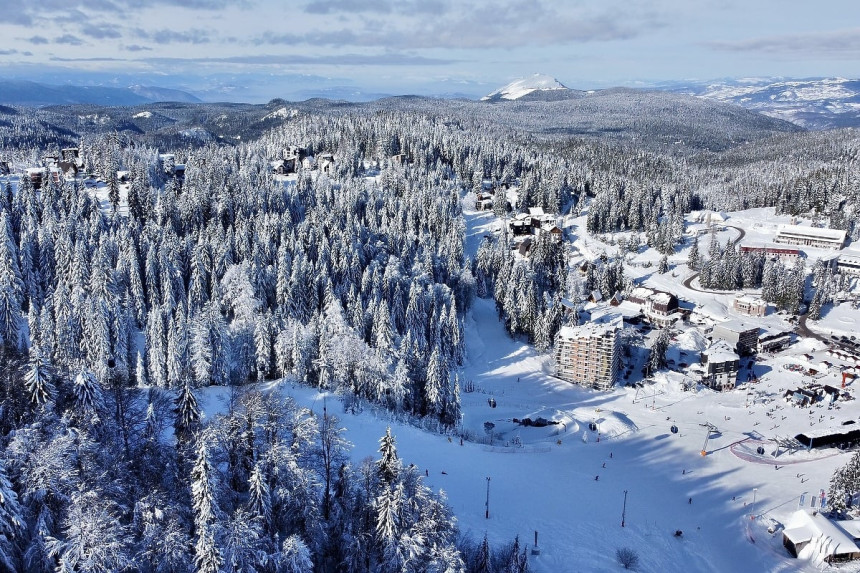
<box><xmin>0</xmin><ymin>93</ymin><xmax>859</xmax><ymax>571</ymax></box>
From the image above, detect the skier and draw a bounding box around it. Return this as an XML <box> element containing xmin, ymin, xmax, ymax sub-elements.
<box><xmin>595</xmin><ymin>475</ymin><xmax>599</xmax><ymax>481</ymax></box>
<box><xmin>689</xmin><ymin>497</ymin><xmax>692</xmax><ymax>504</ymax></box>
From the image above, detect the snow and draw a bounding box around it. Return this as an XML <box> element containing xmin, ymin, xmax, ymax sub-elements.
<box><xmin>481</xmin><ymin>74</ymin><xmax>568</xmax><ymax>101</ymax></box>
<box><xmin>181</xmin><ymin>200</ymin><xmax>860</xmax><ymax>572</ymax></box>
<box><xmin>133</xmin><ymin>111</ymin><xmax>152</xmax><ymax>119</ymax></box>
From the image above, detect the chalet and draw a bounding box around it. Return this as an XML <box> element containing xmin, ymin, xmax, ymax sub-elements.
<box><xmin>61</xmin><ymin>147</ymin><xmax>79</xmax><ymax>162</ymax></box>
<box><xmin>390</xmin><ymin>153</ymin><xmax>408</xmax><ymax>165</ymax></box>
<box><xmin>733</xmin><ymin>295</ymin><xmax>767</xmax><ymax>317</ymax></box>
<box><xmin>700</xmin><ymin>341</ymin><xmax>739</xmax><ymax>391</ymax></box>
<box><xmin>627</xmin><ymin>287</ymin><xmax>679</xmax><ymax>328</ymax></box>
<box><xmin>711</xmin><ymin>319</ymin><xmax>759</xmax><ymax>355</ymax></box>
<box><xmin>739</xmin><ymin>245</ymin><xmax>802</xmax><ymax>263</ymax></box>
<box><xmin>271</xmin><ymin>158</ymin><xmax>296</xmax><ymax>175</ymax></box>
<box><xmin>58</xmin><ymin>161</ymin><xmax>79</xmax><ymax>178</ymax></box>
<box><xmin>42</xmin><ymin>154</ymin><xmax>59</xmax><ymax>168</ymax></box>
<box><xmin>510</xmin><ymin>213</ymin><xmax>532</xmax><ymax>236</ymax></box>
<box><xmin>588</xmin><ymin>290</ymin><xmax>603</xmax><ymax>303</ymax></box>
<box><xmin>774</xmin><ymin>224</ymin><xmax>846</xmax><ymax>250</ymax></box>
<box><xmin>25</xmin><ymin>167</ymin><xmax>61</xmax><ymax>189</ymax></box>
<box><xmin>539</xmin><ymin>223</ymin><xmax>563</xmax><ymax>243</ymax></box>
<box><xmin>783</xmin><ymin>510</ymin><xmax>860</xmax><ymax>563</ymax></box>
<box><xmin>517</xmin><ymin>237</ymin><xmax>533</xmax><ymax>257</ymax></box>
<box><xmin>318</xmin><ymin>153</ymin><xmax>335</xmax><ymax>174</ymax></box>
<box><xmin>475</xmin><ymin>192</ymin><xmax>494</xmax><ymax>211</ymax></box>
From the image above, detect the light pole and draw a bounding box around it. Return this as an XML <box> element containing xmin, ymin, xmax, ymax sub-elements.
<box><xmin>485</xmin><ymin>477</ymin><xmax>491</xmax><ymax>519</ymax></box>
<box><xmin>621</xmin><ymin>490</ymin><xmax>628</xmax><ymax>527</ymax></box>
<box><xmin>751</xmin><ymin>488</ymin><xmax>757</xmax><ymax>520</ymax></box>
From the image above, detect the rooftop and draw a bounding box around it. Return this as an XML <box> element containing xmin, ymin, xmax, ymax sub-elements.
<box><xmin>777</xmin><ymin>224</ymin><xmax>847</xmax><ymax>242</ymax></box>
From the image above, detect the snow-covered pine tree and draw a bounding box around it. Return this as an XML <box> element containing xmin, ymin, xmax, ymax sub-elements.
<box><xmin>0</xmin><ymin>462</ymin><xmax>22</xmax><ymax>571</ymax></box>
<box><xmin>377</xmin><ymin>427</ymin><xmax>399</xmax><ymax>485</ymax></box>
<box><xmin>24</xmin><ymin>349</ymin><xmax>55</xmax><ymax>408</ymax></box>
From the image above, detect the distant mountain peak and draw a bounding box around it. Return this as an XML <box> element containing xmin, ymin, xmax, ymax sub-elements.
<box><xmin>481</xmin><ymin>74</ymin><xmax>569</xmax><ymax>101</ymax></box>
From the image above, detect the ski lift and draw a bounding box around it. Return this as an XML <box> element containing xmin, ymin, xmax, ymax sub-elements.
<box><xmin>588</xmin><ymin>422</ymin><xmax>598</xmax><ymax>432</ymax></box>
<box><xmin>756</xmin><ymin>446</ymin><xmax>765</xmax><ymax>455</ymax></box>
<box><xmin>670</xmin><ymin>425</ymin><xmax>679</xmax><ymax>434</ymax></box>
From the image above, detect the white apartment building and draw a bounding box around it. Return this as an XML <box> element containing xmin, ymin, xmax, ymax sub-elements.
<box><xmin>555</xmin><ymin>317</ymin><xmax>622</xmax><ymax>391</ymax></box>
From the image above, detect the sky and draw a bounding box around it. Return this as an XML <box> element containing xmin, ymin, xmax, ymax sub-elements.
<box><xmin>1</xmin><ymin>0</ymin><xmax>859</xmax><ymax>102</ymax></box>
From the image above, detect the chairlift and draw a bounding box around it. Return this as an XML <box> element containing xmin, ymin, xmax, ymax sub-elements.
<box><xmin>670</xmin><ymin>425</ymin><xmax>679</xmax><ymax>434</ymax></box>
<box><xmin>756</xmin><ymin>446</ymin><xmax>765</xmax><ymax>455</ymax></box>
<box><xmin>588</xmin><ymin>422</ymin><xmax>598</xmax><ymax>432</ymax></box>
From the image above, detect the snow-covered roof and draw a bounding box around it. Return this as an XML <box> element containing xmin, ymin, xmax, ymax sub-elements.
<box><xmin>776</xmin><ymin>224</ymin><xmax>847</xmax><ymax>242</ymax></box>
<box><xmin>784</xmin><ymin>510</ymin><xmax>860</xmax><ymax>556</ymax></box>
<box><xmin>838</xmin><ymin>253</ymin><xmax>860</xmax><ymax>266</ymax></box>
<box><xmin>651</xmin><ymin>292</ymin><xmax>673</xmax><ymax>305</ymax></box>
<box><xmin>629</xmin><ymin>286</ymin><xmax>655</xmax><ymax>300</ymax></box>
<box><xmin>558</xmin><ymin>316</ymin><xmax>622</xmax><ymax>340</ymax></box>
<box><xmin>702</xmin><ymin>341</ymin><xmax>739</xmax><ymax>363</ymax></box>
<box><xmin>528</xmin><ymin>207</ymin><xmax>545</xmax><ymax>217</ymax></box>
<box><xmin>714</xmin><ymin>318</ymin><xmax>759</xmax><ymax>334</ymax></box>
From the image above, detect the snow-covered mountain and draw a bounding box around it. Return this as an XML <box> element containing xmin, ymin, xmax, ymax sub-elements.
<box><xmin>663</xmin><ymin>77</ymin><xmax>860</xmax><ymax>129</ymax></box>
<box><xmin>0</xmin><ymin>80</ymin><xmax>201</xmax><ymax>107</ymax></box>
<box><xmin>481</xmin><ymin>73</ymin><xmax>576</xmax><ymax>102</ymax></box>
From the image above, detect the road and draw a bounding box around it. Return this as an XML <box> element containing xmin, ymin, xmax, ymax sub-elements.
<box><xmin>682</xmin><ymin>225</ymin><xmax>746</xmax><ymax>293</ymax></box>
<box><xmin>795</xmin><ymin>313</ymin><xmax>829</xmax><ymax>344</ymax></box>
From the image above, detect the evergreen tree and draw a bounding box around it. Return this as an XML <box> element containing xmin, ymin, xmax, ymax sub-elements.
<box><xmin>377</xmin><ymin>427</ymin><xmax>399</xmax><ymax>485</ymax></box>
<box><xmin>174</xmin><ymin>381</ymin><xmax>201</xmax><ymax>443</ymax></box>
<box><xmin>24</xmin><ymin>349</ymin><xmax>55</xmax><ymax>408</ymax></box>
<box><xmin>0</xmin><ymin>463</ymin><xmax>22</xmax><ymax>571</ymax></box>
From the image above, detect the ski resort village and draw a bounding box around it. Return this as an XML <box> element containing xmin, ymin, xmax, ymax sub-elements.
<box><xmin>3</xmin><ymin>75</ymin><xmax>860</xmax><ymax>573</ymax></box>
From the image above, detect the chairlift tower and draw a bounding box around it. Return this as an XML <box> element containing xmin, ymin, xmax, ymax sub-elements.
<box><xmin>700</xmin><ymin>422</ymin><xmax>718</xmax><ymax>456</ymax></box>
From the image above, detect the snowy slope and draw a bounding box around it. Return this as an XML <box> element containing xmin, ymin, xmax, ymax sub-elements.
<box><xmin>172</xmin><ymin>204</ymin><xmax>860</xmax><ymax>573</ymax></box>
<box><xmin>482</xmin><ymin>74</ymin><xmax>571</xmax><ymax>101</ymax></box>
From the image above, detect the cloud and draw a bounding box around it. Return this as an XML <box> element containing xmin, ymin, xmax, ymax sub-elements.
<box><xmin>49</xmin><ymin>56</ymin><xmax>125</xmax><ymax>62</ymax></box>
<box><xmin>123</xmin><ymin>44</ymin><xmax>153</xmax><ymax>52</ymax></box>
<box><xmin>304</xmin><ymin>0</ymin><xmax>444</xmax><ymax>15</ymax></box>
<box><xmin>55</xmin><ymin>34</ymin><xmax>86</xmax><ymax>46</ymax></box>
<box><xmin>261</xmin><ymin>0</ymin><xmax>657</xmax><ymax>50</ymax></box>
<box><xmin>707</xmin><ymin>28</ymin><xmax>860</xmax><ymax>57</ymax></box>
<box><xmin>143</xmin><ymin>53</ymin><xmax>456</xmax><ymax>66</ymax></box>
<box><xmin>142</xmin><ymin>28</ymin><xmax>213</xmax><ymax>44</ymax></box>
<box><xmin>82</xmin><ymin>23</ymin><xmax>123</xmax><ymax>40</ymax></box>
<box><xmin>26</xmin><ymin>36</ymin><xmax>50</xmax><ymax>45</ymax></box>
<box><xmin>0</xmin><ymin>49</ymin><xmax>18</xmax><ymax>56</ymax></box>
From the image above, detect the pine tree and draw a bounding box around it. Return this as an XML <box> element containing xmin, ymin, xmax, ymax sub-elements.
<box><xmin>72</xmin><ymin>368</ymin><xmax>105</xmax><ymax>424</ymax></box>
<box><xmin>277</xmin><ymin>535</ymin><xmax>313</xmax><ymax>573</ymax></box>
<box><xmin>247</xmin><ymin>463</ymin><xmax>272</xmax><ymax>531</ymax></box>
<box><xmin>24</xmin><ymin>349</ymin><xmax>55</xmax><ymax>407</ymax></box>
<box><xmin>648</xmin><ymin>329</ymin><xmax>671</xmax><ymax>374</ymax></box>
<box><xmin>174</xmin><ymin>381</ymin><xmax>201</xmax><ymax>442</ymax></box>
<box><xmin>377</xmin><ymin>427</ymin><xmax>399</xmax><ymax>485</ymax></box>
<box><xmin>808</xmin><ymin>288</ymin><xmax>823</xmax><ymax>320</ymax></box>
<box><xmin>0</xmin><ymin>463</ymin><xmax>22</xmax><ymax>571</ymax></box>
<box><xmin>474</xmin><ymin>534</ymin><xmax>494</xmax><ymax>573</ymax></box>
<box><xmin>191</xmin><ymin>437</ymin><xmax>223</xmax><ymax>572</ymax></box>
<box><xmin>658</xmin><ymin>254</ymin><xmax>669</xmax><ymax>274</ymax></box>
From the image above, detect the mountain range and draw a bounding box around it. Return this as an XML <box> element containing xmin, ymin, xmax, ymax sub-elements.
<box><xmin>0</xmin><ymin>80</ymin><xmax>201</xmax><ymax>107</ymax></box>
<box><xmin>655</xmin><ymin>77</ymin><xmax>860</xmax><ymax>130</ymax></box>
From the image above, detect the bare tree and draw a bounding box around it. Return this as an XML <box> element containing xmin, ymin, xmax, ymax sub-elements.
<box><xmin>616</xmin><ymin>547</ymin><xmax>640</xmax><ymax>570</ymax></box>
